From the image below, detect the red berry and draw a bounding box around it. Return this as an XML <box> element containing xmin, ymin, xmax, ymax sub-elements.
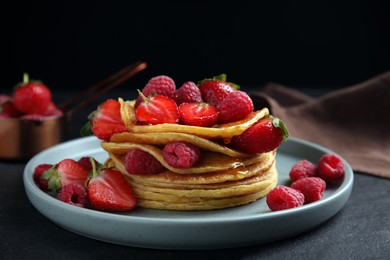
<box><xmin>289</xmin><ymin>160</ymin><xmax>317</xmax><ymax>182</ymax></box>
<box><xmin>90</xmin><ymin>99</ymin><xmax>127</xmax><ymax>141</ymax></box>
<box><xmin>77</xmin><ymin>156</ymin><xmax>98</xmax><ymax>171</ymax></box>
<box><xmin>43</xmin><ymin>102</ymin><xmax>64</xmax><ymax>117</ymax></box>
<box><xmin>162</xmin><ymin>141</ymin><xmax>201</xmax><ymax>169</ymax></box>
<box><xmin>43</xmin><ymin>159</ymin><xmax>90</xmax><ymax>192</ymax></box>
<box><xmin>1</xmin><ymin>99</ymin><xmax>23</xmax><ymax>117</ymax></box>
<box><xmin>87</xmin><ymin>168</ymin><xmax>136</xmax><ymax>211</ymax></box>
<box><xmin>230</xmin><ymin>117</ymin><xmax>289</xmax><ymax>154</ymax></box>
<box><xmin>178</xmin><ymin>102</ymin><xmax>219</xmax><ymax>127</ymax></box>
<box><xmin>291</xmin><ymin>177</ymin><xmax>326</xmax><ymax>204</ymax></box>
<box><xmin>217</xmin><ymin>90</ymin><xmax>254</xmax><ymax>123</ymax></box>
<box><xmin>135</xmin><ymin>75</ymin><xmax>176</xmax><ymax>107</ymax></box>
<box><xmin>33</xmin><ymin>163</ymin><xmax>53</xmax><ymax>191</ymax></box>
<box><xmin>266</xmin><ymin>186</ymin><xmax>305</xmax><ymax>211</ymax></box>
<box><xmin>198</xmin><ymin>80</ymin><xmax>235</xmax><ymax>106</ymax></box>
<box><xmin>57</xmin><ymin>183</ymin><xmax>88</xmax><ymax>208</ymax></box>
<box><xmin>13</xmin><ymin>74</ymin><xmax>52</xmax><ymax>115</ymax></box>
<box><xmin>124</xmin><ymin>149</ymin><xmax>165</xmax><ymax>175</ymax></box>
<box><xmin>317</xmin><ymin>154</ymin><xmax>345</xmax><ymax>182</ymax></box>
<box><xmin>135</xmin><ymin>93</ymin><xmax>179</xmax><ymax>125</ymax></box>
<box><xmin>174</xmin><ymin>81</ymin><xmax>202</xmax><ymax>105</ymax></box>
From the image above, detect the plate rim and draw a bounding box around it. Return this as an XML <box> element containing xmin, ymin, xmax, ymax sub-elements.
<box><xmin>23</xmin><ymin>136</ymin><xmax>354</xmax><ymax>248</ymax></box>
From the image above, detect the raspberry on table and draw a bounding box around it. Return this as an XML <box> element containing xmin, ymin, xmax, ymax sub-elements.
<box><xmin>174</xmin><ymin>81</ymin><xmax>203</xmax><ymax>105</ymax></box>
<box><xmin>57</xmin><ymin>183</ymin><xmax>88</xmax><ymax>208</ymax></box>
<box><xmin>124</xmin><ymin>149</ymin><xmax>165</xmax><ymax>175</ymax></box>
<box><xmin>163</xmin><ymin>141</ymin><xmax>201</xmax><ymax>169</ymax></box>
<box><xmin>266</xmin><ymin>185</ymin><xmax>305</xmax><ymax>211</ymax></box>
<box><xmin>289</xmin><ymin>160</ymin><xmax>317</xmax><ymax>182</ymax></box>
<box><xmin>317</xmin><ymin>153</ymin><xmax>345</xmax><ymax>183</ymax></box>
<box><xmin>217</xmin><ymin>90</ymin><xmax>254</xmax><ymax>123</ymax></box>
<box><xmin>291</xmin><ymin>177</ymin><xmax>326</xmax><ymax>204</ymax></box>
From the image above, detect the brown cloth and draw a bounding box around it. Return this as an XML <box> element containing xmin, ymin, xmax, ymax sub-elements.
<box><xmin>250</xmin><ymin>71</ymin><xmax>390</xmax><ymax>178</ymax></box>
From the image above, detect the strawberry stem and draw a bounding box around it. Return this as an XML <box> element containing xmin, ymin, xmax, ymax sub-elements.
<box><xmin>23</xmin><ymin>73</ymin><xmax>29</xmax><ymax>84</ymax></box>
<box><xmin>272</xmin><ymin>117</ymin><xmax>289</xmax><ymax>141</ymax></box>
<box><xmin>137</xmin><ymin>89</ymin><xmax>150</xmax><ymax>102</ymax></box>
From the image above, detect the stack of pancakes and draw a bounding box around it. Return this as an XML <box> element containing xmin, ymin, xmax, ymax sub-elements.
<box><xmin>102</xmin><ymin>99</ymin><xmax>278</xmax><ymax>210</ymax></box>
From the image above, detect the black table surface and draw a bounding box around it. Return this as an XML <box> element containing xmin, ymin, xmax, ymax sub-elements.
<box><xmin>1</xmin><ymin>88</ymin><xmax>389</xmax><ymax>260</ymax></box>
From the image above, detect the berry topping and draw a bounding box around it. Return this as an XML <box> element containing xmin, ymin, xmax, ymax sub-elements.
<box><xmin>198</xmin><ymin>80</ymin><xmax>235</xmax><ymax>106</ymax></box>
<box><xmin>33</xmin><ymin>163</ymin><xmax>53</xmax><ymax>191</ymax></box>
<box><xmin>163</xmin><ymin>141</ymin><xmax>201</xmax><ymax>169</ymax></box>
<box><xmin>82</xmin><ymin>99</ymin><xmax>127</xmax><ymax>141</ymax></box>
<box><xmin>178</xmin><ymin>102</ymin><xmax>219</xmax><ymax>127</ymax></box>
<box><xmin>289</xmin><ymin>160</ymin><xmax>317</xmax><ymax>182</ymax></box>
<box><xmin>42</xmin><ymin>158</ymin><xmax>89</xmax><ymax>192</ymax></box>
<box><xmin>230</xmin><ymin>117</ymin><xmax>289</xmax><ymax>154</ymax></box>
<box><xmin>317</xmin><ymin>154</ymin><xmax>345</xmax><ymax>182</ymax></box>
<box><xmin>291</xmin><ymin>177</ymin><xmax>326</xmax><ymax>204</ymax></box>
<box><xmin>135</xmin><ymin>92</ymin><xmax>179</xmax><ymax>125</ymax></box>
<box><xmin>174</xmin><ymin>81</ymin><xmax>203</xmax><ymax>105</ymax></box>
<box><xmin>57</xmin><ymin>183</ymin><xmax>88</xmax><ymax>208</ymax></box>
<box><xmin>135</xmin><ymin>75</ymin><xmax>176</xmax><ymax>107</ymax></box>
<box><xmin>87</xmin><ymin>163</ymin><xmax>136</xmax><ymax>211</ymax></box>
<box><xmin>77</xmin><ymin>156</ymin><xmax>98</xmax><ymax>171</ymax></box>
<box><xmin>13</xmin><ymin>73</ymin><xmax>52</xmax><ymax>115</ymax></box>
<box><xmin>1</xmin><ymin>99</ymin><xmax>22</xmax><ymax>117</ymax></box>
<box><xmin>124</xmin><ymin>149</ymin><xmax>165</xmax><ymax>175</ymax></box>
<box><xmin>266</xmin><ymin>186</ymin><xmax>305</xmax><ymax>211</ymax></box>
<box><xmin>217</xmin><ymin>90</ymin><xmax>254</xmax><ymax>123</ymax></box>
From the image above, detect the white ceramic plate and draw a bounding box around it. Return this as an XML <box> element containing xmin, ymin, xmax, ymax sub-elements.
<box><xmin>24</xmin><ymin>136</ymin><xmax>353</xmax><ymax>250</ymax></box>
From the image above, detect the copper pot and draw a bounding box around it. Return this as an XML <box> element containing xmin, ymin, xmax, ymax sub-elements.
<box><xmin>0</xmin><ymin>61</ymin><xmax>147</xmax><ymax>161</ymax></box>
<box><xmin>0</xmin><ymin>115</ymin><xmax>66</xmax><ymax>160</ymax></box>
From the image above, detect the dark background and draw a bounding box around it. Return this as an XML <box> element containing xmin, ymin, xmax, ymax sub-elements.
<box><xmin>2</xmin><ymin>0</ymin><xmax>390</xmax><ymax>94</ymax></box>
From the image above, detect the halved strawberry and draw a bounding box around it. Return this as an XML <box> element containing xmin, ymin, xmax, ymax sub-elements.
<box><xmin>87</xmin><ymin>160</ymin><xmax>136</xmax><ymax>211</ymax></box>
<box><xmin>42</xmin><ymin>159</ymin><xmax>90</xmax><ymax>192</ymax></box>
<box><xmin>135</xmin><ymin>91</ymin><xmax>179</xmax><ymax>125</ymax></box>
<box><xmin>82</xmin><ymin>99</ymin><xmax>127</xmax><ymax>141</ymax></box>
<box><xmin>178</xmin><ymin>102</ymin><xmax>219</xmax><ymax>127</ymax></box>
<box><xmin>230</xmin><ymin>117</ymin><xmax>289</xmax><ymax>154</ymax></box>
<box><xmin>33</xmin><ymin>163</ymin><xmax>53</xmax><ymax>191</ymax></box>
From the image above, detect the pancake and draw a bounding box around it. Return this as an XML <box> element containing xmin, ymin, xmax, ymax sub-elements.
<box><xmin>101</xmin><ymin>97</ymin><xmax>279</xmax><ymax>210</ymax></box>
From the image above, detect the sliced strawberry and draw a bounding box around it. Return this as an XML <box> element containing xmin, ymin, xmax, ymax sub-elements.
<box><xmin>42</xmin><ymin>159</ymin><xmax>89</xmax><ymax>192</ymax></box>
<box><xmin>179</xmin><ymin>102</ymin><xmax>219</xmax><ymax>127</ymax></box>
<box><xmin>82</xmin><ymin>99</ymin><xmax>127</xmax><ymax>141</ymax></box>
<box><xmin>135</xmin><ymin>91</ymin><xmax>179</xmax><ymax>125</ymax></box>
<box><xmin>87</xmin><ymin>160</ymin><xmax>136</xmax><ymax>211</ymax></box>
<box><xmin>230</xmin><ymin>117</ymin><xmax>289</xmax><ymax>154</ymax></box>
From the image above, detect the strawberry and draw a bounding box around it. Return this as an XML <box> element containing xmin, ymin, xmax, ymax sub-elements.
<box><xmin>135</xmin><ymin>91</ymin><xmax>179</xmax><ymax>125</ymax></box>
<box><xmin>13</xmin><ymin>73</ymin><xmax>52</xmax><ymax>115</ymax></box>
<box><xmin>1</xmin><ymin>99</ymin><xmax>23</xmax><ymax>117</ymax></box>
<box><xmin>33</xmin><ymin>163</ymin><xmax>53</xmax><ymax>191</ymax></box>
<box><xmin>230</xmin><ymin>117</ymin><xmax>289</xmax><ymax>154</ymax></box>
<box><xmin>178</xmin><ymin>102</ymin><xmax>219</xmax><ymax>127</ymax></box>
<box><xmin>42</xmin><ymin>158</ymin><xmax>90</xmax><ymax>192</ymax></box>
<box><xmin>81</xmin><ymin>99</ymin><xmax>127</xmax><ymax>141</ymax></box>
<box><xmin>198</xmin><ymin>80</ymin><xmax>235</xmax><ymax>106</ymax></box>
<box><xmin>87</xmin><ymin>160</ymin><xmax>136</xmax><ymax>211</ymax></box>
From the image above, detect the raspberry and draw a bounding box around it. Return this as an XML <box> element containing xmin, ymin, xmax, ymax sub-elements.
<box><xmin>266</xmin><ymin>186</ymin><xmax>305</xmax><ymax>211</ymax></box>
<box><xmin>291</xmin><ymin>177</ymin><xmax>326</xmax><ymax>203</ymax></box>
<box><xmin>317</xmin><ymin>153</ymin><xmax>345</xmax><ymax>182</ymax></box>
<box><xmin>33</xmin><ymin>163</ymin><xmax>53</xmax><ymax>191</ymax></box>
<box><xmin>163</xmin><ymin>141</ymin><xmax>201</xmax><ymax>169</ymax></box>
<box><xmin>135</xmin><ymin>75</ymin><xmax>176</xmax><ymax>107</ymax></box>
<box><xmin>57</xmin><ymin>183</ymin><xmax>88</xmax><ymax>208</ymax></box>
<box><xmin>289</xmin><ymin>160</ymin><xmax>317</xmax><ymax>182</ymax></box>
<box><xmin>174</xmin><ymin>81</ymin><xmax>203</xmax><ymax>105</ymax></box>
<box><xmin>217</xmin><ymin>90</ymin><xmax>254</xmax><ymax>123</ymax></box>
<box><xmin>124</xmin><ymin>149</ymin><xmax>165</xmax><ymax>175</ymax></box>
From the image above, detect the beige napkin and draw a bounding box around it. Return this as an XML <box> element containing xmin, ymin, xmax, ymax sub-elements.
<box><xmin>249</xmin><ymin>71</ymin><xmax>390</xmax><ymax>178</ymax></box>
